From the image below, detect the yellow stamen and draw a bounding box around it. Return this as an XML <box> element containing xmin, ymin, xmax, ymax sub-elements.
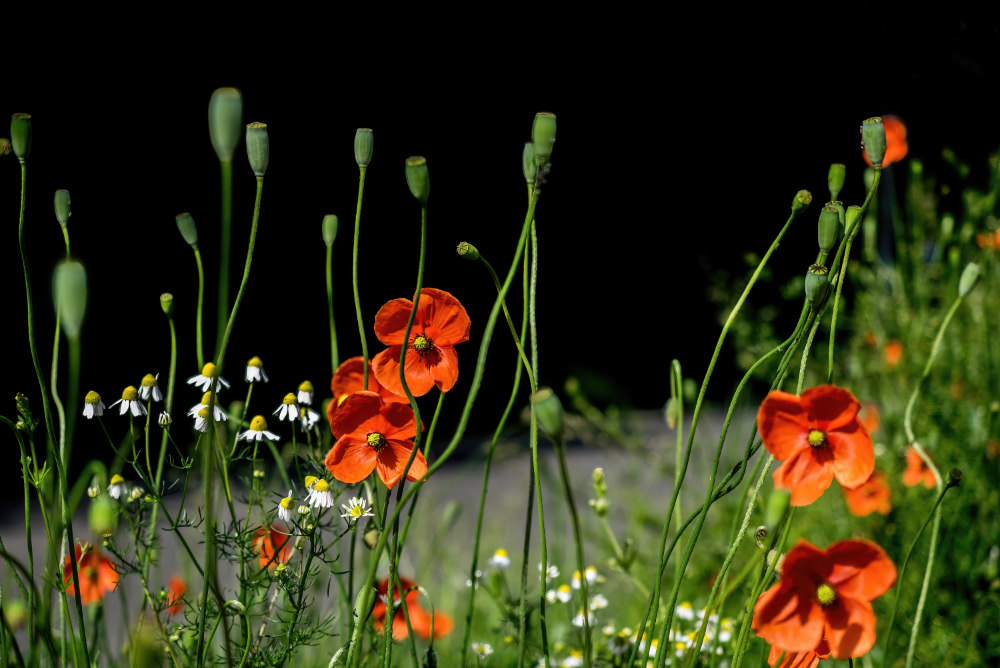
<box><xmin>201</xmin><ymin>363</ymin><xmax>216</xmax><ymax>376</ymax></box>
<box><xmin>122</xmin><ymin>386</ymin><xmax>139</xmax><ymax>401</ymax></box>
<box><xmin>807</xmin><ymin>429</ymin><xmax>826</xmax><ymax>447</ymax></box>
<box><xmin>110</xmin><ymin>474</ymin><xmax>125</xmax><ymax>485</ymax></box>
<box><xmin>280</xmin><ymin>497</ymin><xmax>295</xmax><ymax>509</ymax></box>
<box><xmin>367</xmin><ymin>432</ymin><xmax>387</xmax><ymax>451</ymax></box>
<box><xmin>313</xmin><ymin>479</ymin><xmax>330</xmax><ymax>493</ymax></box>
<box><xmin>248</xmin><ymin>356</ymin><xmax>264</xmax><ymax>368</ymax></box>
<box><xmin>298</xmin><ymin>380</ymin><xmax>314</xmax><ymax>393</ymax></box>
<box><xmin>282</xmin><ymin>393</ymin><xmax>297</xmax><ymax>405</ymax></box>
<box><xmin>249</xmin><ymin>415</ymin><xmax>268</xmax><ymax>431</ymax></box>
<box><xmin>85</xmin><ymin>390</ymin><xmax>101</xmax><ymax>404</ymax></box>
<box><xmin>816</xmin><ymin>583</ymin><xmax>836</xmax><ymax>606</ymax></box>
<box><xmin>141</xmin><ymin>374</ymin><xmax>157</xmax><ymax>387</ymax></box>
<box><xmin>412</xmin><ymin>335</ymin><xmax>431</xmax><ymax>352</ymax></box>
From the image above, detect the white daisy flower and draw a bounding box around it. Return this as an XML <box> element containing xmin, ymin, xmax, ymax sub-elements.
<box><xmin>188</xmin><ymin>391</ymin><xmax>228</xmax><ymax>421</ymax></box>
<box><xmin>471</xmin><ymin>642</ymin><xmax>493</xmax><ymax>661</ymax></box>
<box><xmin>245</xmin><ymin>356</ymin><xmax>269</xmax><ymax>383</ymax></box>
<box><xmin>138</xmin><ymin>373</ymin><xmax>162</xmax><ymax>402</ymax></box>
<box><xmin>545</xmin><ymin>589</ymin><xmax>558</xmax><ymax>604</ymax></box>
<box><xmin>590</xmin><ymin>593</ymin><xmax>609</xmax><ymax>610</ymax></box>
<box><xmin>158</xmin><ymin>412</ymin><xmax>172</xmax><ymax>426</ymax></box>
<box><xmin>299</xmin><ymin>406</ymin><xmax>320</xmax><ymax>431</ymax></box>
<box><xmin>561</xmin><ymin>651</ymin><xmax>584</xmax><ymax>667</ymax></box>
<box><xmin>555</xmin><ymin>584</ymin><xmax>572</xmax><ymax>603</ymax></box>
<box><xmin>108</xmin><ymin>474</ymin><xmax>127</xmax><ymax>499</ymax></box>
<box><xmin>110</xmin><ymin>386</ymin><xmax>147</xmax><ymax>417</ymax></box>
<box><xmin>306</xmin><ymin>478</ymin><xmax>333</xmax><ymax>509</ymax></box>
<box><xmin>277</xmin><ymin>491</ymin><xmax>294</xmax><ymax>522</ymax></box>
<box><xmin>239</xmin><ymin>416</ymin><xmax>280</xmax><ymax>442</ymax></box>
<box><xmin>675</xmin><ymin>601</ymin><xmax>695</xmax><ymax>620</ymax></box>
<box><xmin>608</xmin><ymin>631</ymin><xmax>632</xmax><ymax>657</ymax></box>
<box><xmin>717</xmin><ymin>618</ymin><xmax>734</xmax><ymax>643</ymax></box>
<box><xmin>340</xmin><ymin>496</ymin><xmax>374</xmax><ymax>523</ymax></box>
<box><xmin>571</xmin><ymin>609</ymin><xmax>590</xmax><ymax>627</ymax></box>
<box><xmin>297</xmin><ymin>380</ymin><xmax>314</xmax><ymax>405</ymax></box>
<box><xmin>571</xmin><ymin>566</ymin><xmax>599</xmax><ymax>589</ymax></box>
<box><xmin>539</xmin><ymin>562</ymin><xmax>559</xmax><ymax>582</ymax></box>
<box><xmin>186</xmin><ymin>362</ymin><xmax>230</xmax><ymax>392</ymax></box>
<box><xmin>127</xmin><ymin>486</ymin><xmax>144</xmax><ymax>503</ymax></box>
<box><xmin>82</xmin><ymin>390</ymin><xmax>105</xmax><ymax>419</ymax></box>
<box><xmin>273</xmin><ymin>393</ymin><xmax>298</xmax><ymax>422</ymax></box>
<box><xmin>87</xmin><ymin>486</ymin><xmax>100</xmax><ymax>498</ymax></box>
<box><xmin>489</xmin><ymin>548</ymin><xmax>511</xmax><ymax>569</ymax></box>
<box><xmin>193</xmin><ymin>406</ymin><xmax>212</xmax><ymax>432</ymax></box>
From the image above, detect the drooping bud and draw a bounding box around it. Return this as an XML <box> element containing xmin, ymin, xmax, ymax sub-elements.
<box><xmin>828</xmin><ymin>163</ymin><xmax>846</xmax><ymax>200</ymax></box>
<box><xmin>959</xmin><ymin>262</ymin><xmax>982</xmax><ymax>297</ymax></box>
<box><xmin>791</xmin><ymin>189</ymin><xmax>812</xmax><ymax>214</ymax></box>
<box><xmin>208</xmin><ymin>88</ymin><xmax>243</xmax><ymax>163</ymax></box>
<box><xmin>354</xmin><ymin>128</ymin><xmax>374</xmax><ymax>168</ymax></box>
<box><xmin>861</xmin><ymin>117</ymin><xmax>887</xmax><ymax>170</ymax></box>
<box><xmin>522</xmin><ymin>142</ymin><xmax>536</xmax><ymax>184</ymax></box>
<box><xmin>405</xmin><ymin>156</ymin><xmax>429</xmax><ymax>204</ymax></box>
<box><xmin>160</xmin><ymin>293</ymin><xmax>174</xmax><ymax>317</ymax></box>
<box><xmin>54</xmin><ymin>190</ymin><xmax>71</xmax><ymax>226</ymax></box>
<box><xmin>246</xmin><ymin>122</ymin><xmax>269</xmax><ymax>176</ymax></box>
<box><xmin>322</xmin><ymin>215</ymin><xmax>338</xmax><ymax>247</ymax></box>
<box><xmin>53</xmin><ymin>260</ymin><xmax>88</xmax><ymax>340</ymax></box>
<box><xmin>10</xmin><ymin>113</ymin><xmax>31</xmax><ymax>161</ymax></box>
<box><xmin>817</xmin><ymin>206</ymin><xmax>840</xmax><ymax>253</ymax></box>
<box><xmin>531</xmin><ymin>387</ymin><xmax>564</xmax><ymax>443</ymax></box>
<box><xmin>804</xmin><ymin>264</ymin><xmax>830</xmax><ymax>304</ymax></box>
<box><xmin>176</xmin><ymin>212</ymin><xmax>198</xmax><ymax>247</ymax></box>
<box><xmin>531</xmin><ymin>112</ymin><xmax>557</xmax><ymax>165</ymax></box>
<box><xmin>456</xmin><ymin>241</ymin><xmax>480</xmax><ymax>261</ymax></box>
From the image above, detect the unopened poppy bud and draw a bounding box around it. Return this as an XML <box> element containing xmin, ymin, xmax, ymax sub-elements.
<box><xmin>947</xmin><ymin>468</ymin><xmax>963</xmax><ymax>487</ymax></box>
<box><xmin>665</xmin><ymin>397</ymin><xmax>679</xmax><ymax>429</ymax></box>
<box><xmin>208</xmin><ymin>88</ymin><xmax>243</xmax><ymax>162</ymax></box>
<box><xmin>54</xmin><ymin>189</ymin><xmax>71</xmax><ymax>226</ymax></box>
<box><xmin>424</xmin><ymin>647</ymin><xmax>438</xmax><ymax>668</ymax></box>
<box><xmin>176</xmin><ymin>212</ymin><xmax>198</xmax><ymax>247</ymax></box>
<box><xmin>322</xmin><ymin>214</ymin><xmax>338</xmax><ymax>247</ymax></box>
<box><xmin>0</xmin><ymin>138</ymin><xmax>11</xmax><ymax>156</ymax></box>
<box><xmin>828</xmin><ymin>163</ymin><xmax>846</xmax><ymax>200</ymax></box>
<box><xmin>54</xmin><ymin>260</ymin><xmax>88</xmax><ymax>340</ymax></box>
<box><xmin>861</xmin><ymin>117</ymin><xmax>887</xmax><ymax>169</ymax></box>
<box><xmin>10</xmin><ymin>113</ymin><xmax>31</xmax><ymax>161</ymax></box>
<box><xmin>456</xmin><ymin>241</ymin><xmax>480</xmax><ymax>261</ymax></box>
<box><xmin>354</xmin><ymin>128</ymin><xmax>374</xmax><ymax>168</ymax></box>
<box><xmin>160</xmin><ymin>293</ymin><xmax>174</xmax><ymax>317</ymax></box>
<box><xmin>959</xmin><ymin>262</ymin><xmax>982</xmax><ymax>297</ymax></box>
<box><xmin>845</xmin><ymin>205</ymin><xmax>863</xmax><ymax>239</ymax></box>
<box><xmin>531</xmin><ymin>387</ymin><xmax>564</xmax><ymax>443</ymax></box>
<box><xmin>804</xmin><ymin>264</ymin><xmax>830</xmax><ymax>304</ymax></box>
<box><xmin>531</xmin><ymin>112</ymin><xmax>557</xmax><ymax>164</ymax></box>
<box><xmin>765</xmin><ymin>489</ymin><xmax>791</xmax><ymax>530</ymax></box>
<box><xmin>405</xmin><ymin>156</ymin><xmax>429</xmax><ymax>204</ymax></box>
<box><xmin>791</xmin><ymin>189</ymin><xmax>812</xmax><ymax>214</ymax></box>
<box><xmin>246</xmin><ymin>122</ymin><xmax>269</xmax><ymax>176</ymax></box>
<box><xmin>522</xmin><ymin>142</ymin><xmax>536</xmax><ymax>184</ymax></box>
<box><xmin>363</xmin><ymin>528</ymin><xmax>379</xmax><ymax>550</ymax></box>
<box><xmin>817</xmin><ymin>206</ymin><xmax>840</xmax><ymax>253</ymax></box>
<box><xmin>89</xmin><ymin>494</ymin><xmax>116</xmax><ymax>536</ymax></box>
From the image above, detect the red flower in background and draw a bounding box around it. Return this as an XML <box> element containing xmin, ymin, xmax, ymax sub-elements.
<box><xmin>64</xmin><ymin>544</ymin><xmax>117</xmax><ymax>605</ymax></box>
<box><xmin>328</xmin><ymin>356</ymin><xmax>408</xmax><ymax>430</ymax></box>
<box><xmin>843</xmin><ymin>470</ymin><xmax>892</xmax><ymax>517</ymax></box>
<box><xmin>254</xmin><ymin>524</ymin><xmax>292</xmax><ymax>572</ymax></box>
<box><xmin>166</xmin><ymin>575</ymin><xmax>186</xmax><ymax>616</ymax></box>
<box><xmin>863</xmin><ymin>116</ymin><xmax>908</xmax><ymax>168</ymax></box>
<box><xmin>372</xmin><ymin>288</ymin><xmax>470</xmax><ymax>397</ymax></box>
<box><xmin>757</xmin><ymin>386</ymin><xmax>874</xmax><ymax>506</ymax></box>
<box><xmin>373</xmin><ymin>576</ymin><xmax>453</xmax><ymax>641</ymax></box>
<box><xmin>326</xmin><ymin>391</ymin><xmax>426</xmax><ymax>489</ymax></box>
<box><xmin>902</xmin><ymin>446</ymin><xmax>936</xmax><ymax>488</ymax></box>
<box><xmin>885</xmin><ymin>340</ymin><xmax>903</xmax><ymax>368</ymax></box>
<box><xmin>753</xmin><ymin>539</ymin><xmax>896</xmax><ymax>659</ymax></box>
<box><xmin>768</xmin><ymin>636</ymin><xmax>831</xmax><ymax>668</ymax></box>
<box><xmin>859</xmin><ymin>403</ymin><xmax>880</xmax><ymax>435</ymax></box>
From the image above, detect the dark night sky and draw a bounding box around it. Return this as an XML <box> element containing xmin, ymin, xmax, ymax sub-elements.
<box><xmin>4</xmin><ymin>11</ymin><xmax>1000</xmax><ymax>492</ymax></box>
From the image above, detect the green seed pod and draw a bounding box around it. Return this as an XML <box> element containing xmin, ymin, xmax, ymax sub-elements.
<box><xmin>791</xmin><ymin>189</ymin><xmax>812</xmax><ymax>214</ymax></box>
<box><xmin>861</xmin><ymin>117</ymin><xmax>886</xmax><ymax>169</ymax></box>
<box><xmin>354</xmin><ymin>128</ymin><xmax>374</xmax><ymax>168</ymax></box>
<box><xmin>947</xmin><ymin>467</ymin><xmax>963</xmax><ymax>487</ymax></box>
<box><xmin>817</xmin><ymin>206</ymin><xmax>840</xmax><ymax>253</ymax></box>
<box><xmin>160</xmin><ymin>293</ymin><xmax>174</xmax><ymax>317</ymax></box>
<box><xmin>54</xmin><ymin>190</ymin><xmax>71</xmax><ymax>226</ymax></box>
<box><xmin>959</xmin><ymin>262</ymin><xmax>982</xmax><ymax>297</ymax></box>
<box><xmin>522</xmin><ymin>142</ymin><xmax>536</xmax><ymax>184</ymax></box>
<box><xmin>89</xmin><ymin>493</ymin><xmax>116</xmax><ymax>537</ymax></box>
<box><xmin>828</xmin><ymin>163</ymin><xmax>846</xmax><ymax>200</ymax></box>
<box><xmin>456</xmin><ymin>241</ymin><xmax>480</xmax><ymax>261</ymax></box>
<box><xmin>804</xmin><ymin>264</ymin><xmax>830</xmax><ymax>304</ymax></box>
<box><xmin>10</xmin><ymin>113</ymin><xmax>31</xmax><ymax>161</ymax></box>
<box><xmin>175</xmin><ymin>212</ymin><xmax>198</xmax><ymax>247</ymax></box>
<box><xmin>531</xmin><ymin>112</ymin><xmax>557</xmax><ymax>164</ymax></box>
<box><xmin>405</xmin><ymin>156</ymin><xmax>430</xmax><ymax>204</ymax></box>
<box><xmin>322</xmin><ymin>214</ymin><xmax>339</xmax><ymax>247</ymax></box>
<box><xmin>845</xmin><ymin>205</ymin><xmax>863</xmax><ymax>240</ymax></box>
<box><xmin>531</xmin><ymin>387</ymin><xmax>564</xmax><ymax>443</ymax></box>
<box><xmin>246</xmin><ymin>122</ymin><xmax>269</xmax><ymax>176</ymax></box>
<box><xmin>208</xmin><ymin>88</ymin><xmax>243</xmax><ymax>162</ymax></box>
<box><xmin>54</xmin><ymin>260</ymin><xmax>88</xmax><ymax>340</ymax></box>
<box><xmin>0</xmin><ymin>137</ymin><xmax>11</xmax><ymax>156</ymax></box>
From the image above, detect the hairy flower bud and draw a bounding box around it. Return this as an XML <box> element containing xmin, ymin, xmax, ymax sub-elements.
<box><xmin>405</xmin><ymin>156</ymin><xmax>430</xmax><ymax>204</ymax></box>
<box><xmin>862</xmin><ymin>117</ymin><xmax>887</xmax><ymax>170</ymax></box>
<box><xmin>828</xmin><ymin>163</ymin><xmax>846</xmax><ymax>200</ymax></box>
<box><xmin>354</xmin><ymin>128</ymin><xmax>374</xmax><ymax>168</ymax></box>
<box><xmin>246</xmin><ymin>122</ymin><xmax>269</xmax><ymax>176</ymax></box>
<box><xmin>208</xmin><ymin>88</ymin><xmax>243</xmax><ymax>162</ymax></box>
<box><xmin>54</xmin><ymin>189</ymin><xmax>71</xmax><ymax>226</ymax></box>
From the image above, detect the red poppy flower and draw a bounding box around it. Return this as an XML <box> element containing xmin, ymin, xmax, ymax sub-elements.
<box><xmin>753</xmin><ymin>539</ymin><xmax>896</xmax><ymax>659</ymax></box>
<box><xmin>372</xmin><ymin>288</ymin><xmax>470</xmax><ymax>397</ymax></box>
<box><xmin>253</xmin><ymin>524</ymin><xmax>292</xmax><ymax>572</ymax></box>
<box><xmin>757</xmin><ymin>385</ymin><xmax>875</xmax><ymax>506</ymax></box>
<box><xmin>326</xmin><ymin>391</ymin><xmax>426</xmax><ymax>489</ymax></box>
<box><xmin>884</xmin><ymin>339</ymin><xmax>903</xmax><ymax>368</ymax></box>
<box><xmin>373</xmin><ymin>576</ymin><xmax>453</xmax><ymax>641</ymax></box>
<box><xmin>902</xmin><ymin>446</ymin><xmax>936</xmax><ymax>489</ymax></box>
<box><xmin>843</xmin><ymin>470</ymin><xmax>892</xmax><ymax>517</ymax></box>
<box><xmin>862</xmin><ymin>116</ymin><xmax>908</xmax><ymax>168</ymax></box>
<box><xmin>64</xmin><ymin>543</ymin><xmax>117</xmax><ymax>605</ymax></box>
<box><xmin>328</xmin><ymin>356</ymin><xmax>408</xmax><ymax>431</ymax></box>
<box><xmin>859</xmin><ymin>403</ymin><xmax>880</xmax><ymax>435</ymax></box>
<box><xmin>165</xmin><ymin>575</ymin><xmax>186</xmax><ymax>616</ymax></box>
<box><xmin>768</xmin><ymin>636</ymin><xmax>831</xmax><ymax>668</ymax></box>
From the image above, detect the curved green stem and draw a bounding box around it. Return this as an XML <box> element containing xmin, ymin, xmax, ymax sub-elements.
<box><xmin>352</xmin><ymin>166</ymin><xmax>370</xmax><ymax>389</ymax></box>
<box><xmin>194</xmin><ymin>247</ymin><xmax>206</xmax><ymax>370</ymax></box>
<box><xmin>327</xmin><ymin>242</ymin><xmax>339</xmax><ymax>374</ymax></box>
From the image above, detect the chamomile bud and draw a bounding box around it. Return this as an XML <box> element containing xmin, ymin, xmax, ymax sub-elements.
<box><xmin>208</xmin><ymin>88</ymin><xmax>243</xmax><ymax>163</ymax></box>
<box><xmin>53</xmin><ymin>260</ymin><xmax>88</xmax><ymax>340</ymax></box>
<box><xmin>804</xmin><ymin>264</ymin><xmax>830</xmax><ymax>305</ymax></box>
<box><xmin>175</xmin><ymin>212</ymin><xmax>198</xmax><ymax>248</ymax></box>
<box><xmin>405</xmin><ymin>156</ymin><xmax>430</xmax><ymax>204</ymax></box>
<box><xmin>322</xmin><ymin>214</ymin><xmax>338</xmax><ymax>247</ymax></box>
<box><xmin>158</xmin><ymin>412</ymin><xmax>172</xmax><ymax>427</ymax></box>
<box><xmin>861</xmin><ymin>117</ymin><xmax>887</xmax><ymax>170</ymax></box>
<box><xmin>246</xmin><ymin>122</ymin><xmax>269</xmax><ymax>177</ymax></box>
<box><xmin>456</xmin><ymin>241</ymin><xmax>480</xmax><ymax>261</ymax></box>
<box><xmin>828</xmin><ymin>163</ymin><xmax>846</xmax><ymax>200</ymax></box>
<box><xmin>354</xmin><ymin>128</ymin><xmax>374</xmax><ymax>168</ymax></box>
<box><xmin>10</xmin><ymin>113</ymin><xmax>31</xmax><ymax>161</ymax></box>
<box><xmin>54</xmin><ymin>189</ymin><xmax>71</xmax><ymax>226</ymax></box>
<box><xmin>531</xmin><ymin>112</ymin><xmax>557</xmax><ymax>165</ymax></box>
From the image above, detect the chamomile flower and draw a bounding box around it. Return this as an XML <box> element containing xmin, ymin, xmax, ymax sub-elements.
<box><xmin>554</xmin><ymin>584</ymin><xmax>573</xmax><ymax>603</ymax></box>
<box><xmin>297</xmin><ymin>380</ymin><xmax>314</xmax><ymax>405</ymax></box>
<box><xmin>489</xmin><ymin>548</ymin><xmax>511</xmax><ymax>569</ymax></box>
<box><xmin>186</xmin><ymin>362</ymin><xmax>230</xmax><ymax>392</ymax></box>
<box><xmin>108</xmin><ymin>474</ymin><xmax>127</xmax><ymax>499</ymax></box>
<box><xmin>561</xmin><ymin>651</ymin><xmax>584</xmax><ymax>667</ymax></box>
<box><xmin>127</xmin><ymin>486</ymin><xmax>144</xmax><ymax>503</ymax></box>
<box><xmin>138</xmin><ymin>373</ymin><xmax>163</xmax><ymax>401</ymax></box>
<box><xmin>87</xmin><ymin>486</ymin><xmax>100</xmax><ymax>498</ymax></box>
<box><xmin>572</xmin><ymin>609</ymin><xmax>590</xmax><ymax>627</ymax></box>
<box><xmin>110</xmin><ymin>386</ymin><xmax>147</xmax><ymax>417</ymax></box>
<box><xmin>717</xmin><ymin>618</ymin><xmax>734</xmax><ymax>643</ymax></box>
<box><xmin>277</xmin><ymin>491</ymin><xmax>294</xmax><ymax>522</ymax></box>
<box><xmin>158</xmin><ymin>412</ymin><xmax>172</xmax><ymax>427</ymax></box>
<box><xmin>273</xmin><ymin>394</ymin><xmax>298</xmax><ymax>422</ymax></box>
<box><xmin>193</xmin><ymin>407</ymin><xmax>211</xmax><ymax>432</ymax></box>
<box><xmin>245</xmin><ymin>356</ymin><xmax>269</xmax><ymax>383</ymax></box>
<box><xmin>539</xmin><ymin>563</ymin><xmax>560</xmax><ymax>582</ymax></box>
<box><xmin>304</xmin><ymin>476</ymin><xmax>319</xmax><ymax>491</ymax></box>
<box><xmin>239</xmin><ymin>416</ymin><xmax>280</xmax><ymax>442</ymax></box>
<box><xmin>471</xmin><ymin>642</ymin><xmax>493</xmax><ymax>662</ymax></box>
<box><xmin>299</xmin><ymin>406</ymin><xmax>320</xmax><ymax>431</ymax></box>
<box><xmin>188</xmin><ymin>392</ymin><xmax>228</xmax><ymax>421</ymax></box>
<box><xmin>608</xmin><ymin>630</ymin><xmax>632</xmax><ymax>657</ymax></box>
<box><xmin>675</xmin><ymin>601</ymin><xmax>695</xmax><ymax>620</ymax></box>
<box><xmin>571</xmin><ymin>566</ymin><xmax>599</xmax><ymax>589</ymax></box>
<box><xmin>590</xmin><ymin>593</ymin><xmax>609</xmax><ymax>610</ymax></box>
<box><xmin>83</xmin><ymin>390</ymin><xmax>105</xmax><ymax>419</ymax></box>
<box><xmin>340</xmin><ymin>496</ymin><xmax>374</xmax><ymax>523</ymax></box>
<box><xmin>306</xmin><ymin>478</ymin><xmax>333</xmax><ymax>509</ymax></box>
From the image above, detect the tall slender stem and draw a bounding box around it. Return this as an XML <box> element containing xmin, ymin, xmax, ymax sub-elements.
<box><xmin>215</xmin><ymin>158</ymin><xmax>233</xmax><ymax>358</ymax></box>
<box><xmin>352</xmin><ymin>167</ymin><xmax>370</xmax><ymax>390</ymax></box>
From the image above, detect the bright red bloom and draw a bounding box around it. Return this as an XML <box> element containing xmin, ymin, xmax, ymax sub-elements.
<box><xmin>372</xmin><ymin>288</ymin><xmax>470</xmax><ymax>397</ymax></box>
<box><xmin>753</xmin><ymin>539</ymin><xmax>896</xmax><ymax>659</ymax></box>
<box><xmin>253</xmin><ymin>524</ymin><xmax>292</xmax><ymax>572</ymax></box>
<box><xmin>902</xmin><ymin>446</ymin><xmax>936</xmax><ymax>489</ymax></box>
<box><xmin>884</xmin><ymin>339</ymin><xmax>903</xmax><ymax>368</ymax></box>
<box><xmin>165</xmin><ymin>575</ymin><xmax>186</xmax><ymax>616</ymax></box>
<box><xmin>64</xmin><ymin>543</ymin><xmax>117</xmax><ymax>605</ymax></box>
<box><xmin>328</xmin><ymin>356</ymin><xmax>408</xmax><ymax>430</ymax></box>
<box><xmin>326</xmin><ymin>391</ymin><xmax>426</xmax><ymax>489</ymax></box>
<box><xmin>758</xmin><ymin>385</ymin><xmax>875</xmax><ymax>506</ymax></box>
<box><xmin>373</xmin><ymin>576</ymin><xmax>453</xmax><ymax>641</ymax></box>
<box><xmin>843</xmin><ymin>470</ymin><xmax>892</xmax><ymax>517</ymax></box>
<box><xmin>768</xmin><ymin>636</ymin><xmax>831</xmax><ymax>667</ymax></box>
<box><xmin>863</xmin><ymin>116</ymin><xmax>908</xmax><ymax>168</ymax></box>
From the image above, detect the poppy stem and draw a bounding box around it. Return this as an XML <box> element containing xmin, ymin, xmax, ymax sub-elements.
<box><xmin>194</xmin><ymin>246</ymin><xmax>206</xmax><ymax>370</ymax></box>
<box><xmin>352</xmin><ymin>166</ymin><xmax>371</xmax><ymax>391</ymax></box>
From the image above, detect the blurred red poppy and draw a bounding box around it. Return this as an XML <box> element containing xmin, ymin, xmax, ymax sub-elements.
<box><xmin>843</xmin><ymin>470</ymin><xmax>892</xmax><ymax>517</ymax></box>
<box><xmin>902</xmin><ymin>446</ymin><xmax>936</xmax><ymax>489</ymax></box>
<box><xmin>373</xmin><ymin>576</ymin><xmax>453</xmax><ymax>641</ymax></box>
<box><xmin>885</xmin><ymin>340</ymin><xmax>903</xmax><ymax>368</ymax></box>
<box><xmin>768</xmin><ymin>636</ymin><xmax>830</xmax><ymax>667</ymax></box>
<box><xmin>862</xmin><ymin>116</ymin><xmax>908</xmax><ymax>168</ymax></box>
<box><xmin>64</xmin><ymin>544</ymin><xmax>117</xmax><ymax>605</ymax></box>
<box><xmin>254</xmin><ymin>524</ymin><xmax>292</xmax><ymax>572</ymax></box>
<box><xmin>166</xmin><ymin>575</ymin><xmax>186</xmax><ymax>616</ymax></box>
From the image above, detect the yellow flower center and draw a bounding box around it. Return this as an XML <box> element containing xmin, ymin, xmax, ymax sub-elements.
<box><xmin>412</xmin><ymin>335</ymin><xmax>432</xmax><ymax>353</ymax></box>
<box><xmin>250</xmin><ymin>415</ymin><xmax>268</xmax><ymax>431</ymax></box>
<box><xmin>367</xmin><ymin>432</ymin><xmax>387</xmax><ymax>452</ymax></box>
<box><xmin>198</xmin><ymin>407</ymin><xmax>211</xmax><ymax>419</ymax></box>
<box><xmin>495</xmin><ymin>548</ymin><xmax>508</xmax><ymax>558</ymax></box>
<box><xmin>283</xmin><ymin>393</ymin><xmax>297</xmax><ymax>405</ymax></box>
<box><xmin>200</xmin><ymin>391</ymin><xmax>213</xmax><ymax>405</ymax></box>
<box><xmin>85</xmin><ymin>390</ymin><xmax>101</xmax><ymax>404</ymax></box>
<box><xmin>122</xmin><ymin>386</ymin><xmax>138</xmax><ymax>401</ymax></box>
<box><xmin>807</xmin><ymin>429</ymin><xmax>826</xmax><ymax>447</ymax></box>
<box><xmin>201</xmin><ymin>363</ymin><xmax>216</xmax><ymax>377</ymax></box>
<box><xmin>349</xmin><ymin>504</ymin><xmax>365</xmax><ymax>518</ymax></box>
<box><xmin>248</xmin><ymin>356</ymin><xmax>263</xmax><ymax>368</ymax></box>
<box><xmin>110</xmin><ymin>474</ymin><xmax>125</xmax><ymax>485</ymax></box>
<box><xmin>298</xmin><ymin>380</ymin><xmax>314</xmax><ymax>393</ymax></box>
<box><xmin>313</xmin><ymin>479</ymin><xmax>330</xmax><ymax>493</ymax></box>
<box><xmin>304</xmin><ymin>476</ymin><xmax>318</xmax><ymax>489</ymax></box>
<box><xmin>816</xmin><ymin>583</ymin><xmax>836</xmax><ymax>606</ymax></box>
<box><xmin>141</xmin><ymin>374</ymin><xmax>157</xmax><ymax>387</ymax></box>
<box><xmin>280</xmin><ymin>497</ymin><xmax>295</xmax><ymax>509</ymax></box>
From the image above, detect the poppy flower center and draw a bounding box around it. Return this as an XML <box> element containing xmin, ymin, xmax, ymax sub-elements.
<box><xmin>807</xmin><ymin>429</ymin><xmax>826</xmax><ymax>447</ymax></box>
<box><xmin>412</xmin><ymin>335</ymin><xmax>433</xmax><ymax>354</ymax></box>
<box><xmin>367</xmin><ymin>432</ymin><xmax>387</xmax><ymax>452</ymax></box>
<box><xmin>816</xmin><ymin>583</ymin><xmax>836</xmax><ymax>607</ymax></box>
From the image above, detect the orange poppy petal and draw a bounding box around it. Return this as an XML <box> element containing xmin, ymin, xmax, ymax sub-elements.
<box><xmin>330</xmin><ymin>391</ymin><xmax>384</xmax><ymax>439</ymax></box>
<box><xmin>418</xmin><ymin>288</ymin><xmax>470</xmax><ymax>345</ymax></box>
<box><xmin>773</xmin><ymin>447</ymin><xmax>834</xmax><ymax>507</ymax></box>
<box><xmin>429</xmin><ymin>345</ymin><xmax>460</xmax><ymax>393</ymax></box>
<box><xmin>767</xmin><ymin>645</ymin><xmax>823</xmax><ymax>668</ymax></box>
<box><xmin>326</xmin><ymin>436</ymin><xmax>378</xmax><ymax>484</ymax></box>
<box><xmin>375</xmin><ymin>442</ymin><xmax>427</xmax><ymax>489</ymax></box>
<box><xmin>758</xmin><ymin>391</ymin><xmax>811</xmax><ymax>461</ymax></box>
<box><xmin>381</xmin><ymin>402</ymin><xmax>419</xmax><ymax>439</ymax></box>
<box><xmin>373</xmin><ymin>346</ymin><xmax>437</xmax><ymax>397</ymax></box>
<box><xmin>826</xmin><ymin>540</ymin><xmax>897</xmax><ymax>602</ymax></box>
<box><xmin>373</xmin><ymin>298</ymin><xmax>416</xmax><ymax>346</ymax></box>
<box><xmin>800</xmin><ymin>386</ymin><xmax>860</xmax><ymax>432</ymax></box>
<box><xmin>753</xmin><ymin>581</ymin><xmax>826</xmax><ymax>653</ymax></box>
<box><xmin>826</xmin><ymin>426</ymin><xmax>875</xmax><ymax>489</ymax></box>
<box><xmin>332</xmin><ymin>356</ymin><xmax>366</xmax><ymax>401</ymax></box>
<box><xmin>823</xmin><ymin>596</ymin><xmax>876</xmax><ymax>658</ymax></box>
